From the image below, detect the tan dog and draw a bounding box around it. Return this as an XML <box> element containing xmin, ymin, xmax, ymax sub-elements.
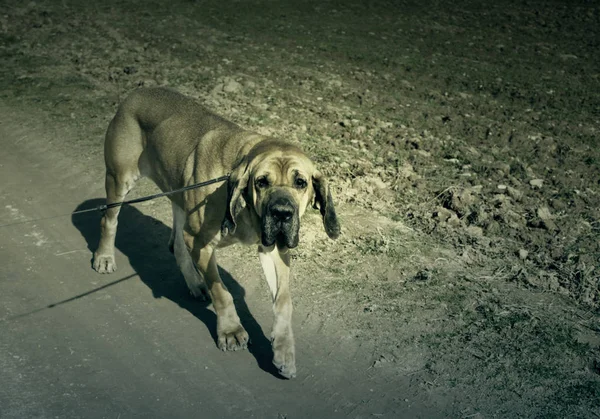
<box><xmin>92</xmin><ymin>87</ymin><xmax>340</xmax><ymax>378</ymax></box>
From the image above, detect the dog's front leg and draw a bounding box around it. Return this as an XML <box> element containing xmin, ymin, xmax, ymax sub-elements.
<box><xmin>259</xmin><ymin>245</ymin><xmax>296</xmax><ymax>378</ymax></box>
<box><xmin>192</xmin><ymin>242</ymin><xmax>249</xmax><ymax>351</ymax></box>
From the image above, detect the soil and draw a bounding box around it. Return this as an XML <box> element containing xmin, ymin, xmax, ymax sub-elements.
<box><xmin>1</xmin><ymin>0</ymin><xmax>599</xmax><ymax>417</ymax></box>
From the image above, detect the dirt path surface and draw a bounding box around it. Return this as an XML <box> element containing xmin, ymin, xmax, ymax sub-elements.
<box><xmin>1</xmin><ymin>0</ymin><xmax>600</xmax><ymax>417</ymax></box>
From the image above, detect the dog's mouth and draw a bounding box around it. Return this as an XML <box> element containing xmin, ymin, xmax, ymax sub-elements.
<box><xmin>261</xmin><ymin>219</ymin><xmax>299</xmax><ymax>249</ymax></box>
<box><xmin>261</xmin><ymin>215</ymin><xmax>300</xmax><ymax>249</ymax></box>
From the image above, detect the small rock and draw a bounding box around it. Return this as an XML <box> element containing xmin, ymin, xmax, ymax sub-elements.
<box><xmin>559</xmin><ymin>54</ymin><xmax>578</xmax><ymax>60</ymax></box>
<box><xmin>497</xmin><ymin>184</ymin><xmax>507</xmax><ymax>192</ymax></box>
<box><xmin>518</xmin><ymin>249</ymin><xmax>529</xmax><ymax>260</ymax></box>
<box><xmin>529</xmin><ymin>179</ymin><xmax>544</xmax><ymax>189</ymax></box>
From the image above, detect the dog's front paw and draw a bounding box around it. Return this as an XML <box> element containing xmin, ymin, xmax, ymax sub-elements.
<box><xmin>272</xmin><ymin>332</ymin><xmax>296</xmax><ymax>379</ymax></box>
<box><xmin>93</xmin><ymin>253</ymin><xmax>117</xmax><ymax>273</ymax></box>
<box><xmin>217</xmin><ymin>320</ymin><xmax>249</xmax><ymax>351</ymax></box>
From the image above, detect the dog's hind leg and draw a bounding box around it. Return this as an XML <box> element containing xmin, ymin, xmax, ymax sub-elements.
<box><xmin>93</xmin><ymin>110</ymin><xmax>142</xmax><ymax>273</ymax></box>
<box><xmin>93</xmin><ymin>171</ymin><xmax>138</xmax><ymax>273</ymax></box>
<box><xmin>171</xmin><ymin>202</ymin><xmax>208</xmax><ymax>299</ymax></box>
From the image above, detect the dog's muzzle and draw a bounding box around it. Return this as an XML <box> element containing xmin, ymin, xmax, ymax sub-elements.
<box><xmin>261</xmin><ymin>194</ymin><xmax>300</xmax><ymax>249</ymax></box>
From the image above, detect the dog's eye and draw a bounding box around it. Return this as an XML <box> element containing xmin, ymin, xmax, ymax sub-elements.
<box><xmin>294</xmin><ymin>178</ymin><xmax>308</xmax><ymax>189</ymax></box>
<box><xmin>255</xmin><ymin>176</ymin><xmax>269</xmax><ymax>189</ymax></box>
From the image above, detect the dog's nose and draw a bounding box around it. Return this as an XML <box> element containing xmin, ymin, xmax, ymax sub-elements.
<box><xmin>270</xmin><ymin>200</ymin><xmax>295</xmax><ymax>222</ymax></box>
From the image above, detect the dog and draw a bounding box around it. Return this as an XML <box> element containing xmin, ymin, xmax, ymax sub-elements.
<box><xmin>92</xmin><ymin>87</ymin><xmax>340</xmax><ymax>378</ymax></box>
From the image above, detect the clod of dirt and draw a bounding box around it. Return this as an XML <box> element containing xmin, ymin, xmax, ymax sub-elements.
<box><xmin>485</xmin><ymin>220</ymin><xmax>501</xmax><ymax>234</ymax></box>
<box><xmin>413</xmin><ymin>269</ymin><xmax>433</xmax><ymax>281</ymax></box>
<box><xmin>372</xmin><ymin>354</ymin><xmax>393</xmax><ymax>368</ymax></box>
<box><xmin>466</xmin><ymin>225</ymin><xmax>484</xmax><ymax>239</ymax></box>
<box><xmin>434</xmin><ymin>207</ymin><xmax>452</xmax><ymax>222</ymax></box>
<box><xmin>439</xmin><ymin>187</ymin><xmax>477</xmax><ymax>217</ymax></box>
<box><xmin>434</xmin><ymin>207</ymin><xmax>461</xmax><ymax>227</ymax></box>
<box><xmin>536</xmin><ymin>206</ymin><xmax>558</xmax><ymax>231</ymax></box>
<box><xmin>397</xmin><ymin>161</ymin><xmax>420</xmax><ymax>181</ymax></box>
<box><xmin>354</xmin><ymin>125</ymin><xmax>367</xmax><ymax>135</ymax></box>
<box><xmin>210</xmin><ymin>77</ymin><xmax>243</xmax><ymax>95</ymax></box>
<box><xmin>123</xmin><ymin>66</ymin><xmax>137</xmax><ymax>75</ymax></box>
<box><xmin>351</xmin><ymin>175</ymin><xmax>390</xmax><ymax>202</ymax></box>
<box><xmin>529</xmin><ymin>178</ymin><xmax>544</xmax><ymax>189</ymax></box>
<box><xmin>224</xmin><ymin>78</ymin><xmax>242</xmax><ymax>93</ymax></box>
<box><xmin>592</xmin><ymin>360</ymin><xmax>600</xmax><ymax>376</ymax></box>
<box><xmin>507</xmin><ymin>186</ymin><xmax>523</xmax><ymax>201</ymax></box>
<box><xmin>367</xmin><ymin>176</ymin><xmax>387</xmax><ymax>190</ymax></box>
<box><xmin>400</xmin><ymin>79</ymin><xmax>414</xmax><ymax>90</ymax></box>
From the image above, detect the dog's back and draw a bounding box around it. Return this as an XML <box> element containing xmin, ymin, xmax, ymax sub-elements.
<box><xmin>105</xmin><ymin>88</ymin><xmax>249</xmax><ymax>191</ymax></box>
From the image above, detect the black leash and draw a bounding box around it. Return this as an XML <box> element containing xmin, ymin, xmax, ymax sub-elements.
<box><xmin>73</xmin><ymin>174</ymin><xmax>230</xmax><ymax>214</ymax></box>
<box><xmin>0</xmin><ymin>174</ymin><xmax>230</xmax><ymax>228</ymax></box>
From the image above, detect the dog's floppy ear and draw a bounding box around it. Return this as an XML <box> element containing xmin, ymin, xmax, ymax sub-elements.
<box><xmin>312</xmin><ymin>171</ymin><xmax>341</xmax><ymax>239</ymax></box>
<box><xmin>221</xmin><ymin>159</ymin><xmax>251</xmax><ymax>237</ymax></box>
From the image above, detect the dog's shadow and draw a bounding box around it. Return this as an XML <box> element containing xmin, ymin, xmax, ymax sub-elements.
<box><xmin>72</xmin><ymin>199</ymin><xmax>280</xmax><ymax>378</ymax></box>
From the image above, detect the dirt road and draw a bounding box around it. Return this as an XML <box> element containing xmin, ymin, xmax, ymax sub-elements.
<box><xmin>0</xmin><ymin>109</ymin><xmax>441</xmax><ymax>418</ymax></box>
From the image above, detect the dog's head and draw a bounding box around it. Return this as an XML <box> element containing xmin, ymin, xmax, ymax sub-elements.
<box><xmin>221</xmin><ymin>140</ymin><xmax>340</xmax><ymax>249</ymax></box>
